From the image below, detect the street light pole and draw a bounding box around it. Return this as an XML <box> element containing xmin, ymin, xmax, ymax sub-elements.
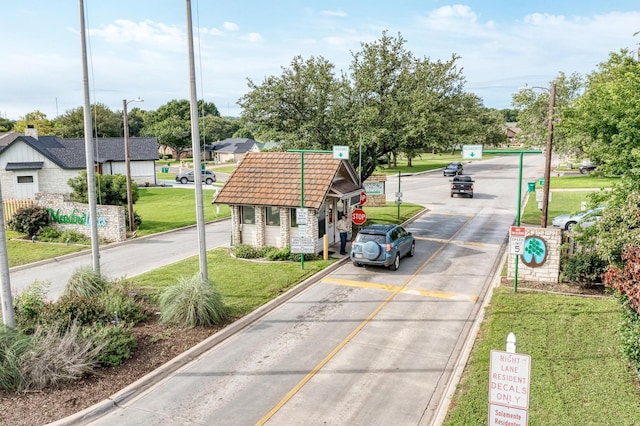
<box><xmin>540</xmin><ymin>83</ymin><xmax>556</xmax><ymax>228</ymax></box>
<box><xmin>123</xmin><ymin>97</ymin><xmax>143</xmax><ymax>234</ymax></box>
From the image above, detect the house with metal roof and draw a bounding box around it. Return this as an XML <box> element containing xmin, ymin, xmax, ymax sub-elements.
<box><xmin>0</xmin><ymin>129</ymin><xmax>158</xmax><ymax>199</ymax></box>
<box><xmin>213</xmin><ymin>151</ymin><xmax>362</xmax><ymax>253</ymax></box>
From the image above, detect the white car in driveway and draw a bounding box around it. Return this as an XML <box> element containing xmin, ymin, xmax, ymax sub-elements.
<box><xmin>552</xmin><ymin>206</ymin><xmax>605</xmax><ymax>231</ymax></box>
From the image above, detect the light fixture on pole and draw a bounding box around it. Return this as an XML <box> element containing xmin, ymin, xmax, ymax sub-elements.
<box><xmin>123</xmin><ymin>97</ymin><xmax>144</xmax><ymax>233</ymax></box>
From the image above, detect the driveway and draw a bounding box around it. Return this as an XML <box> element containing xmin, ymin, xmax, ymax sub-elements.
<box><xmin>55</xmin><ymin>153</ymin><xmax>546</xmax><ymax>425</ymax></box>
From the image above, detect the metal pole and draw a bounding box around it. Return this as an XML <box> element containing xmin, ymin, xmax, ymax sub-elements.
<box><xmin>79</xmin><ymin>0</ymin><xmax>100</xmax><ymax>274</ymax></box>
<box><xmin>515</xmin><ymin>151</ymin><xmax>523</xmax><ymax>292</ymax></box>
<box><xmin>0</xmin><ymin>181</ymin><xmax>15</xmax><ymax>327</ymax></box>
<box><xmin>300</xmin><ymin>151</ymin><xmax>305</xmax><ymax>269</ymax></box>
<box><xmin>185</xmin><ymin>0</ymin><xmax>208</xmax><ymax>282</ymax></box>
<box><xmin>397</xmin><ymin>170</ymin><xmax>401</xmax><ymax>219</ymax></box>
<box><xmin>540</xmin><ymin>82</ymin><xmax>556</xmax><ymax>228</ymax></box>
<box><xmin>123</xmin><ymin>99</ymin><xmax>135</xmax><ymax>234</ymax></box>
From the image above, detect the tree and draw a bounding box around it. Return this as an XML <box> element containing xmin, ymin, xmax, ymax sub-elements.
<box><xmin>13</xmin><ymin>110</ymin><xmax>55</xmax><ymax>135</ymax></box>
<box><xmin>511</xmin><ymin>72</ymin><xmax>584</xmax><ymax>155</ymax></box>
<box><xmin>142</xmin><ymin>99</ymin><xmax>220</xmax><ymax>158</ymax></box>
<box><xmin>68</xmin><ymin>170</ymin><xmax>138</xmax><ymax>206</ymax></box>
<box><xmin>200</xmin><ymin>115</ymin><xmax>240</xmax><ymax>143</ymax></box>
<box><xmin>52</xmin><ymin>103</ymin><xmax>122</xmax><ymax>138</ymax></box>
<box><xmin>0</xmin><ymin>117</ymin><xmax>15</xmax><ymax>132</ymax></box>
<box><xmin>564</xmin><ymin>49</ymin><xmax>640</xmax><ymax>176</ymax></box>
<box><xmin>239</xmin><ymin>55</ymin><xmax>342</xmax><ymax>150</ymax></box>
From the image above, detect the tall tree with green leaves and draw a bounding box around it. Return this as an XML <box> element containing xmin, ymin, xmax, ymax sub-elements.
<box><xmin>565</xmin><ymin>49</ymin><xmax>640</xmax><ymax>176</ymax></box>
<box><xmin>0</xmin><ymin>117</ymin><xmax>15</xmax><ymax>132</ymax></box>
<box><xmin>238</xmin><ymin>55</ymin><xmax>341</xmax><ymax>150</ymax></box>
<box><xmin>347</xmin><ymin>31</ymin><xmax>413</xmax><ymax>171</ymax></box>
<box><xmin>511</xmin><ymin>71</ymin><xmax>583</xmax><ymax>155</ymax></box>
<box><xmin>13</xmin><ymin>110</ymin><xmax>55</xmax><ymax>135</ymax></box>
<box><xmin>142</xmin><ymin>99</ymin><xmax>220</xmax><ymax>158</ymax></box>
<box><xmin>52</xmin><ymin>103</ymin><xmax>122</xmax><ymax>138</ymax></box>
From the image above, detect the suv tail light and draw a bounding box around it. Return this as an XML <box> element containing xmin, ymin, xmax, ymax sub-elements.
<box><xmin>470</xmin><ymin>184</ymin><xmax>474</xmax><ymax>190</ymax></box>
<box><xmin>386</xmin><ymin>243</ymin><xmax>392</xmax><ymax>252</ymax></box>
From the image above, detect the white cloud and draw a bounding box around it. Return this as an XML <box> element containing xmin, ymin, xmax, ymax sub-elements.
<box><xmin>242</xmin><ymin>32</ymin><xmax>263</xmax><ymax>43</ymax></box>
<box><xmin>89</xmin><ymin>19</ymin><xmax>184</xmax><ymax>51</ymax></box>
<box><xmin>222</xmin><ymin>22</ymin><xmax>239</xmax><ymax>31</ymax></box>
<box><xmin>321</xmin><ymin>10</ymin><xmax>347</xmax><ymax>18</ymax></box>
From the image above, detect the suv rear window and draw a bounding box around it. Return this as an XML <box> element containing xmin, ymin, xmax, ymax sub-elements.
<box><xmin>355</xmin><ymin>233</ymin><xmax>387</xmax><ymax>244</ymax></box>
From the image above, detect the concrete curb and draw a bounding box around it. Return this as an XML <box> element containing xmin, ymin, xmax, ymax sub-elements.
<box><xmin>50</xmin><ymin>254</ymin><xmax>351</xmax><ymax>426</ymax></box>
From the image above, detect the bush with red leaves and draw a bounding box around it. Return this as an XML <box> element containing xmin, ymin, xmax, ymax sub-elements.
<box><xmin>603</xmin><ymin>244</ymin><xmax>640</xmax><ymax>313</ymax></box>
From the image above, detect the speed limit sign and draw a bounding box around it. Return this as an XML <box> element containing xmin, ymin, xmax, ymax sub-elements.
<box><xmin>510</xmin><ymin>236</ymin><xmax>525</xmax><ymax>254</ymax></box>
<box><xmin>509</xmin><ymin>226</ymin><xmax>526</xmax><ymax>255</ymax></box>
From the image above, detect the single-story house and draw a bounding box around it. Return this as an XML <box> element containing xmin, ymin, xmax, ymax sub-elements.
<box><xmin>213</xmin><ymin>151</ymin><xmax>363</xmax><ymax>253</ymax></box>
<box><xmin>0</xmin><ymin>129</ymin><xmax>158</xmax><ymax>200</ymax></box>
<box><xmin>204</xmin><ymin>138</ymin><xmax>259</xmax><ymax>163</ymax></box>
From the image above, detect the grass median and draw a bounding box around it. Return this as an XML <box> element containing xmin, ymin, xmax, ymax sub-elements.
<box><xmin>443</xmin><ymin>287</ymin><xmax>640</xmax><ymax>425</ymax></box>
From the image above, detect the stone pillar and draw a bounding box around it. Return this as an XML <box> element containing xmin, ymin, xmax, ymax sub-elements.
<box><xmin>507</xmin><ymin>227</ymin><xmax>562</xmax><ymax>283</ymax></box>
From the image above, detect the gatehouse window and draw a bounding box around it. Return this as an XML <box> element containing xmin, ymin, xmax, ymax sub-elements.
<box><xmin>241</xmin><ymin>206</ymin><xmax>255</xmax><ymax>224</ymax></box>
<box><xmin>266</xmin><ymin>206</ymin><xmax>280</xmax><ymax>226</ymax></box>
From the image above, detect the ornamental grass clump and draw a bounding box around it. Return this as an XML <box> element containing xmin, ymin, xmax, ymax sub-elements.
<box><xmin>64</xmin><ymin>265</ymin><xmax>110</xmax><ymax>298</ymax></box>
<box><xmin>0</xmin><ymin>326</ymin><xmax>33</xmax><ymax>391</ymax></box>
<box><xmin>159</xmin><ymin>274</ymin><xmax>229</xmax><ymax>328</ymax></box>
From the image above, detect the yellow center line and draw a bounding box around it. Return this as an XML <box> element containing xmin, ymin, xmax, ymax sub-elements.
<box><xmin>321</xmin><ymin>277</ymin><xmax>478</xmax><ymax>303</ymax></box>
<box><xmin>256</xmin><ymin>214</ymin><xmax>475</xmax><ymax>425</ymax></box>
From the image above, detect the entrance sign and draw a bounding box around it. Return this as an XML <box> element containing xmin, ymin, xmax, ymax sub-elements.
<box><xmin>488</xmin><ymin>403</ymin><xmax>528</xmax><ymax>426</ymax></box>
<box><xmin>352</xmin><ymin>208</ymin><xmax>367</xmax><ymax>225</ymax></box>
<box><xmin>333</xmin><ymin>145</ymin><xmax>349</xmax><ymax>160</ymax></box>
<box><xmin>462</xmin><ymin>144</ymin><xmax>483</xmax><ymax>159</ymax></box>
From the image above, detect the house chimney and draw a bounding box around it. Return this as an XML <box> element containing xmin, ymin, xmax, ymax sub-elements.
<box><xmin>25</xmin><ymin>125</ymin><xmax>38</xmax><ymax>139</ymax></box>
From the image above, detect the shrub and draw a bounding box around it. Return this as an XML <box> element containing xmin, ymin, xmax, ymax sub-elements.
<box><xmin>0</xmin><ymin>326</ymin><xmax>33</xmax><ymax>391</ymax></box>
<box><xmin>47</xmin><ymin>294</ymin><xmax>108</xmax><ymax>329</ymax></box>
<box><xmin>7</xmin><ymin>205</ymin><xmax>52</xmax><ymax>237</ymax></box>
<box><xmin>60</xmin><ymin>230</ymin><xmax>90</xmax><ymax>244</ymax></box>
<box><xmin>616</xmin><ymin>295</ymin><xmax>640</xmax><ymax>372</ymax></box>
<box><xmin>98</xmin><ymin>286</ymin><xmax>147</xmax><ymax>325</ymax></box>
<box><xmin>265</xmin><ymin>246</ymin><xmax>292</xmax><ymax>261</ymax></box>
<box><xmin>37</xmin><ymin>226</ymin><xmax>61</xmax><ymax>242</ymax></box>
<box><xmin>159</xmin><ymin>274</ymin><xmax>229</xmax><ymax>328</ymax></box>
<box><xmin>124</xmin><ymin>209</ymin><xmax>142</xmax><ymax>230</ymax></box>
<box><xmin>561</xmin><ymin>250</ymin><xmax>607</xmax><ymax>287</ymax></box>
<box><xmin>18</xmin><ymin>321</ymin><xmax>103</xmax><ymax>391</ymax></box>
<box><xmin>83</xmin><ymin>323</ymin><xmax>137</xmax><ymax>367</ymax></box>
<box><xmin>233</xmin><ymin>244</ymin><xmax>264</xmax><ymax>259</ymax></box>
<box><xmin>13</xmin><ymin>280</ymin><xmax>51</xmax><ymax>334</ymax></box>
<box><xmin>64</xmin><ymin>266</ymin><xmax>110</xmax><ymax>298</ymax></box>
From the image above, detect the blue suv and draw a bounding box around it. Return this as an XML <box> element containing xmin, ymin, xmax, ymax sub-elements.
<box><xmin>350</xmin><ymin>224</ymin><xmax>415</xmax><ymax>270</ymax></box>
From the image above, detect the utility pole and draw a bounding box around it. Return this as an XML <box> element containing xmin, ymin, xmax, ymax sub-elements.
<box><xmin>123</xmin><ymin>98</ymin><xmax>143</xmax><ymax>234</ymax></box>
<box><xmin>185</xmin><ymin>0</ymin><xmax>208</xmax><ymax>282</ymax></box>
<box><xmin>78</xmin><ymin>0</ymin><xmax>100</xmax><ymax>273</ymax></box>
<box><xmin>540</xmin><ymin>82</ymin><xmax>556</xmax><ymax>228</ymax></box>
<box><xmin>0</xmin><ymin>182</ymin><xmax>15</xmax><ymax>328</ymax></box>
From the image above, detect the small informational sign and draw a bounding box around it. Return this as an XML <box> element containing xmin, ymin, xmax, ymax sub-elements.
<box><xmin>536</xmin><ymin>190</ymin><xmax>552</xmax><ymax>202</ymax></box>
<box><xmin>360</xmin><ymin>191</ymin><xmax>367</xmax><ymax>205</ymax></box>
<box><xmin>509</xmin><ymin>226</ymin><xmax>526</xmax><ymax>255</ymax></box>
<box><xmin>290</xmin><ymin>237</ymin><xmax>315</xmax><ymax>254</ymax></box>
<box><xmin>489</xmin><ymin>350</ymin><xmax>531</xmax><ymax>410</ymax></box>
<box><xmin>333</xmin><ymin>145</ymin><xmax>349</xmax><ymax>160</ymax></box>
<box><xmin>296</xmin><ymin>208</ymin><xmax>308</xmax><ymax>225</ymax></box>
<box><xmin>462</xmin><ymin>144</ymin><xmax>483</xmax><ymax>159</ymax></box>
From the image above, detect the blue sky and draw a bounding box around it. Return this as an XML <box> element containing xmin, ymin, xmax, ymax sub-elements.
<box><xmin>2</xmin><ymin>0</ymin><xmax>639</xmax><ymax>121</ymax></box>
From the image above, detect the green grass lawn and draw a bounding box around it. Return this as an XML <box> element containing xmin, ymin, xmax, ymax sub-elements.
<box><xmin>443</xmin><ymin>288</ymin><xmax>640</xmax><ymax>425</ymax></box>
<box><xmin>520</xmin><ymin>175</ymin><xmax>619</xmax><ymax>226</ymax></box>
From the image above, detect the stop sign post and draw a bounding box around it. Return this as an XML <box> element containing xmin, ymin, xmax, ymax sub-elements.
<box><xmin>352</xmin><ymin>208</ymin><xmax>367</xmax><ymax>225</ymax></box>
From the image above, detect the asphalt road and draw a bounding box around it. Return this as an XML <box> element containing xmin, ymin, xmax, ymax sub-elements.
<box><xmin>47</xmin><ymin>153</ymin><xmax>546</xmax><ymax>426</ymax></box>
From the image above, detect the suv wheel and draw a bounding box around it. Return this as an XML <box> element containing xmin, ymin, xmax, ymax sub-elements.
<box><xmin>408</xmin><ymin>241</ymin><xmax>415</xmax><ymax>257</ymax></box>
<box><xmin>180</xmin><ymin>177</ymin><xmax>188</xmax><ymax>184</ymax></box>
<box><xmin>205</xmin><ymin>178</ymin><xmax>213</xmax><ymax>184</ymax></box>
<box><xmin>389</xmin><ymin>253</ymin><xmax>400</xmax><ymax>271</ymax></box>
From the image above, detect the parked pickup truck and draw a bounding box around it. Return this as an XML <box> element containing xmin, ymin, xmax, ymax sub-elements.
<box><xmin>450</xmin><ymin>175</ymin><xmax>474</xmax><ymax>198</ymax></box>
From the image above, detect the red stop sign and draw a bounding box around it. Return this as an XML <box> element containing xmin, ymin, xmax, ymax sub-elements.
<box><xmin>360</xmin><ymin>191</ymin><xmax>367</xmax><ymax>205</ymax></box>
<box><xmin>352</xmin><ymin>208</ymin><xmax>367</xmax><ymax>225</ymax></box>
